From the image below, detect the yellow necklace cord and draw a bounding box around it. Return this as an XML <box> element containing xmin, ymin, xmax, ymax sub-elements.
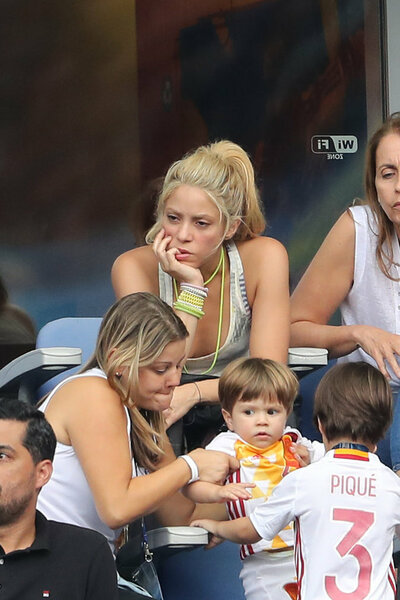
<box><xmin>203</xmin><ymin>247</ymin><xmax>224</xmax><ymax>286</ymax></box>
<box><xmin>200</xmin><ymin>246</ymin><xmax>225</xmax><ymax>374</ymax></box>
<box><xmin>183</xmin><ymin>247</ymin><xmax>225</xmax><ymax>375</ymax></box>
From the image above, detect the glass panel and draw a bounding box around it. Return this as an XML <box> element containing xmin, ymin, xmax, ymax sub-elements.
<box><xmin>0</xmin><ymin>0</ymin><xmax>385</xmax><ymax>345</ymax></box>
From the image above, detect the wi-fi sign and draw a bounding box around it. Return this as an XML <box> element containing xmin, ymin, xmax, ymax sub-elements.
<box><xmin>311</xmin><ymin>135</ymin><xmax>358</xmax><ymax>154</ymax></box>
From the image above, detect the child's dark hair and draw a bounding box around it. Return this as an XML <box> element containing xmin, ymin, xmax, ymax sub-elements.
<box><xmin>219</xmin><ymin>357</ymin><xmax>299</xmax><ymax>414</ymax></box>
<box><xmin>313</xmin><ymin>362</ymin><xmax>393</xmax><ymax>445</ymax></box>
<box><xmin>0</xmin><ymin>397</ymin><xmax>56</xmax><ymax>463</ymax></box>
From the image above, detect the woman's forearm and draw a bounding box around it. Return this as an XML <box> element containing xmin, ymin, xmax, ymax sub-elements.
<box><xmin>164</xmin><ymin>378</ymin><xmax>220</xmax><ymax>427</ymax></box>
<box><xmin>99</xmin><ymin>456</ymin><xmax>195</xmax><ymax>528</ymax></box>
<box><xmin>102</xmin><ymin>447</ymin><xmax>236</xmax><ymax>528</ymax></box>
<box><xmin>192</xmin><ymin>377</ymin><xmax>219</xmax><ymax>404</ymax></box>
<box><xmin>290</xmin><ymin>321</ymin><xmax>359</xmax><ymax>358</ymax></box>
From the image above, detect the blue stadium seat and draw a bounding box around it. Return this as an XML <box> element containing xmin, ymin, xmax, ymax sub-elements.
<box><xmin>36</xmin><ymin>317</ymin><xmax>102</xmax><ymax>396</ymax></box>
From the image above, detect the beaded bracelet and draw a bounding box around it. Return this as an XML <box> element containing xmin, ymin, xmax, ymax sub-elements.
<box><xmin>180</xmin><ymin>283</ymin><xmax>208</xmax><ymax>297</ymax></box>
<box><xmin>181</xmin><ymin>290</ymin><xmax>205</xmax><ymax>307</ymax></box>
<box><xmin>173</xmin><ymin>300</ymin><xmax>205</xmax><ymax>319</ymax></box>
<box><xmin>173</xmin><ymin>282</ymin><xmax>208</xmax><ymax>319</ymax></box>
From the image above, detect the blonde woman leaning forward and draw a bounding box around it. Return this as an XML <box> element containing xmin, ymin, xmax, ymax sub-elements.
<box><xmin>112</xmin><ymin>141</ymin><xmax>289</xmax><ymax>429</ymax></box>
<box><xmin>290</xmin><ymin>113</ymin><xmax>400</xmax><ymax>471</ymax></box>
<box><xmin>37</xmin><ymin>293</ymin><xmax>239</xmax><ymax>562</ymax></box>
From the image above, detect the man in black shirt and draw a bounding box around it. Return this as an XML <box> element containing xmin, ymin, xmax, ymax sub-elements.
<box><xmin>0</xmin><ymin>396</ymin><xmax>118</xmax><ymax>599</ymax></box>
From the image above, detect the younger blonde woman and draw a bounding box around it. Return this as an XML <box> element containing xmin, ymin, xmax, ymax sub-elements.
<box><xmin>112</xmin><ymin>141</ymin><xmax>290</xmax><ymax>429</ymax></box>
<box><xmin>37</xmin><ymin>293</ymin><xmax>236</xmax><ymax>560</ymax></box>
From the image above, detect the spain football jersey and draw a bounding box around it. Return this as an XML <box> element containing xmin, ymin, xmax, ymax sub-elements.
<box><xmin>250</xmin><ymin>446</ymin><xmax>400</xmax><ymax>599</ymax></box>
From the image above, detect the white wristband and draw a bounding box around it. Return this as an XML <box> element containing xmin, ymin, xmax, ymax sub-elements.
<box><xmin>179</xmin><ymin>454</ymin><xmax>199</xmax><ymax>484</ymax></box>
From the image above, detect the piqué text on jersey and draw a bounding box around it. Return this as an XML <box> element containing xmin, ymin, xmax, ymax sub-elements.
<box><xmin>330</xmin><ymin>474</ymin><xmax>376</xmax><ymax>497</ymax></box>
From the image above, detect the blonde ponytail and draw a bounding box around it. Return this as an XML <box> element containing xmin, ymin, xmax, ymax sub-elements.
<box><xmin>146</xmin><ymin>140</ymin><xmax>266</xmax><ymax>244</ymax></box>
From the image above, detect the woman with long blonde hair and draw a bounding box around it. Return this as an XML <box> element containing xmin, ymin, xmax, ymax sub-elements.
<box><xmin>37</xmin><ymin>292</ymin><xmax>237</xmax><ymax>596</ymax></box>
<box><xmin>112</xmin><ymin>141</ymin><xmax>289</xmax><ymax>437</ymax></box>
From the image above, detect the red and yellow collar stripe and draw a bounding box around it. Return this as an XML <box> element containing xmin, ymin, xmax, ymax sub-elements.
<box><xmin>333</xmin><ymin>447</ymin><xmax>370</xmax><ymax>461</ymax></box>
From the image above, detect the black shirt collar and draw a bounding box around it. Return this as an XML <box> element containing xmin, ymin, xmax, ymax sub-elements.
<box><xmin>0</xmin><ymin>510</ymin><xmax>50</xmax><ymax>557</ymax></box>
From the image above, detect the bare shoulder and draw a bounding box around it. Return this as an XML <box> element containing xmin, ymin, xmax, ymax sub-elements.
<box><xmin>236</xmin><ymin>237</ymin><xmax>288</xmax><ymax>306</ymax></box>
<box><xmin>305</xmin><ymin>210</ymin><xmax>355</xmax><ymax>274</ymax></box>
<box><xmin>46</xmin><ymin>375</ymin><xmax>122</xmax><ymax>416</ymax></box>
<box><xmin>291</xmin><ymin>210</ymin><xmax>355</xmax><ymax>316</ymax></box>
<box><xmin>112</xmin><ymin>245</ymin><xmax>156</xmax><ymax>272</ymax></box>
<box><xmin>236</xmin><ymin>236</ymin><xmax>288</xmax><ymax>266</ymax></box>
<box><xmin>322</xmin><ymin>210</ymin><xmax>355</xmax><ymax>247</ymax></box>
<box><xmin>43</xmin><ymin>374</ymin><xmax>126</xmax><ymax>444</ymax></box>
<box><xmin>111</xmin><ymin>245</ymin><xmax>159</xmax><ymax>297</ymax></box>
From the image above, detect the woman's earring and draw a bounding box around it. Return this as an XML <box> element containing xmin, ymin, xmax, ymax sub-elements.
<box><xmin>115</xmin><ymin>372</ymin><xmax>122</xmax><ymax>379</ymax></box>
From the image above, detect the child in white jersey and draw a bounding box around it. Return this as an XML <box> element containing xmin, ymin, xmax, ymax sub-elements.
<box><xmin>185</xmin><ymin>357</ymin><xmax>323</xmax><ymax>600</ymax></box>
<box><xmin>192</xmin><ymin>361</ymin><xmax>400</xmax><ymax>600</ymax></box>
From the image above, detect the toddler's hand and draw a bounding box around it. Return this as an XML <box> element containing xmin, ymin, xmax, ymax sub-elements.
<box><xmin>290</xmin><ymin>443</ymin><xmax>311</xmax><ymax>467</ymax></box>
<box><xmin>190</xmin><ymin>519</ymin><xmax>224</xmax><ymax>550</ymax></box>
<box><xmin>215</xmin><ymin>482</ymin><xmax>255</xmax><ymax>503</ymax></box>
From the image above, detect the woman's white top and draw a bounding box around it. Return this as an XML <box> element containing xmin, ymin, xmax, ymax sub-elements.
<box><xmin>37</xmin><ymin>367</ymin><xmax>134</xmax><ymax>552</ymax></box>
<box><xmin>338</xmin><ymin>205</ymin><xmax>400</xmax><ymax>388</ymax></box>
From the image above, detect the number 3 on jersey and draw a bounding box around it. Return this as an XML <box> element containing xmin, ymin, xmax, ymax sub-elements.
<box><xmin>325</xmin><ymin>508</ymin><xmax>374</xmax><ymax>599</ymax></box>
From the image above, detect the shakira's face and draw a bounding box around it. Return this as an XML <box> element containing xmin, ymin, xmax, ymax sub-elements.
<box><xmin>162</xmin><ymin>184</ymin><xmax>225</xmax><ymax>267</ymax></box>
<box><xmin>375</xmin><ymin>132</ymin><xmax>400</xmax><ymax>236</ymax></box>
<box><xmin>133</xmin><ymin>339</ymin><xmax>186</xmax><ymax>412</ymax></box>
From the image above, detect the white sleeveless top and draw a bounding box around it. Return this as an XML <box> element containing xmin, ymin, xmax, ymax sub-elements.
<box><xmin>338</xmin><ymin>205</ymin><xmax>400</xmax><ymax>388</ymax></box>
<box><xmin>37</xmin><ymin>367</ymin><xmax>134</xmax><ymax>552</ymax></box>
<box><xmin>158</xmin><ymin>240</ymin><xmax>251</xmax><ymax>376</ymax></box>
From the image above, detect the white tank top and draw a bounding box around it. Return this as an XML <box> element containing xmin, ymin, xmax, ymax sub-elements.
<box><xmin>158</xmin><ymin>240</ymin><xmax>251</xmax><ymax>376</ymax></box>
<box><xmin>37</xmin><ymin>367</ymin><xmax>134</xmax><ymax>552</ymax></box>
<box><xmin>338</xmin><ymin>205</ymin><xmax>400</xmax><ymax>388</ymax></box>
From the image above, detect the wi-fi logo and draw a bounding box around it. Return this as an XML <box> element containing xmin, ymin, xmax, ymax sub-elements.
<box><xmin>311</xmin><ymin>135</ymin><xmax>358</xmax><ymax>154</ymax></box>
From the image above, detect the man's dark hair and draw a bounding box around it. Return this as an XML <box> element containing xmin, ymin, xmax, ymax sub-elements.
<box><xmin>0</xmin><ymin>397</ymin><xmax>56</xmax><ymax>463</ymax></box>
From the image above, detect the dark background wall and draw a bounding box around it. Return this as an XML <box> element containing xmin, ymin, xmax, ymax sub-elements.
<box><xmin>0</xmin><ymin>0</ymin><xmax>381</xmax><ymax>333</ymax></box>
